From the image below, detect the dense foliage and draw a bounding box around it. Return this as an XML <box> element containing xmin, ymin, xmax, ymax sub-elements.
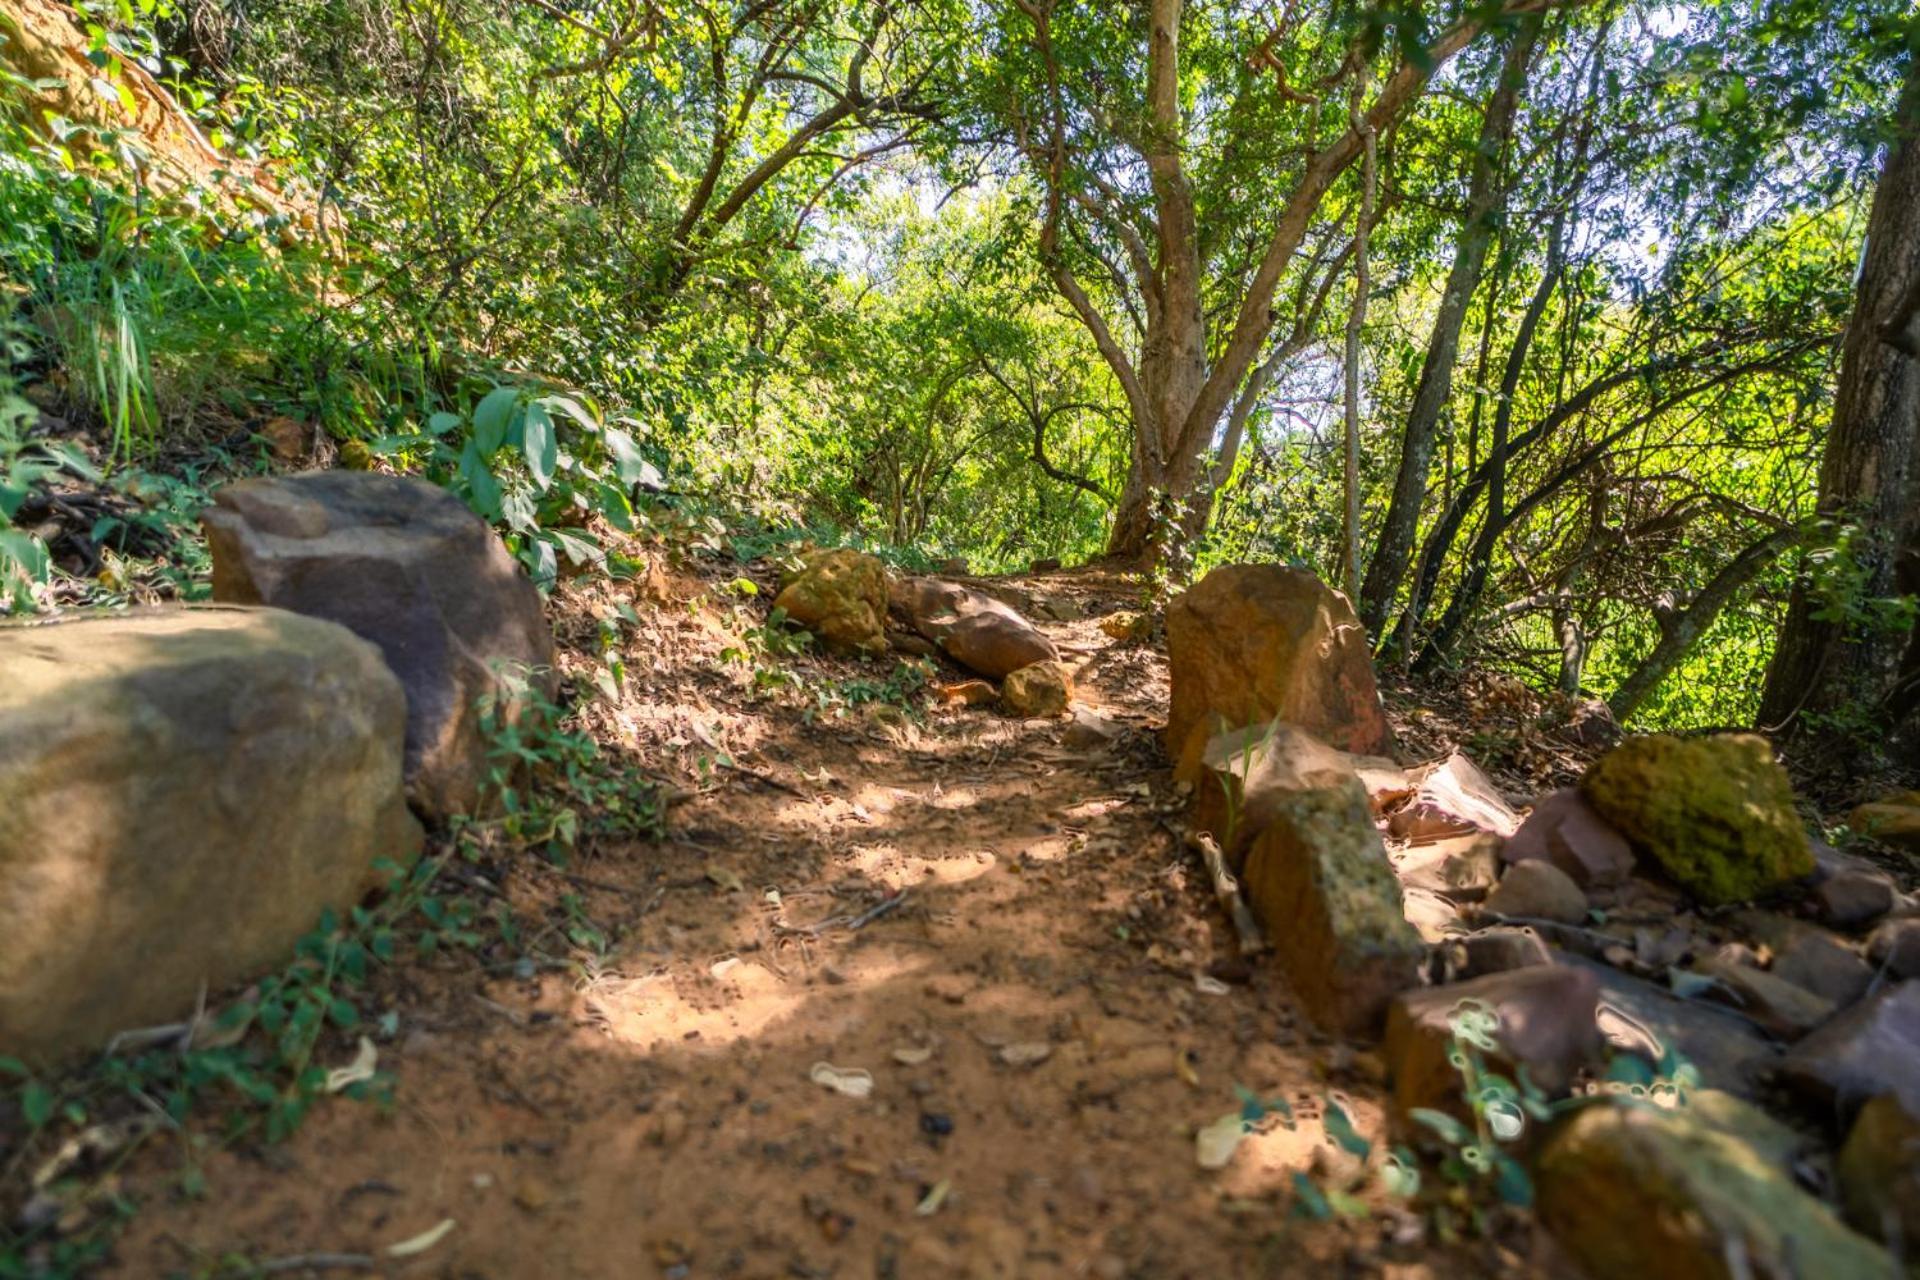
<box><xmin>0</xmin><ymin>0</ymin><xmax>1914</xmax><ymax>737</ymax></box>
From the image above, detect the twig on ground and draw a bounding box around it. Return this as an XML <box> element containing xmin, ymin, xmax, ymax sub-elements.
<box><xmin>1184</xmin><ymin>830</ymin><xmax>1269</xmax><ymax>957</ymax></box>
<box><xmin>771</xmin><ymin>890</ymin><xmax>910</xmax><ymax>940</ymax></box>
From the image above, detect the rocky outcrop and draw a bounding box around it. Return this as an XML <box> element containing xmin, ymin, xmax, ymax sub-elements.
<box><xmin>1537</xmin><ymin>1099</ymin><xmax>1897</xmax><ymax>1280</ymax></box>
<box><xmin>0</xmin><ymin>607</ymin><xmax>421</xmax><ymax>1061</ymax></box>
<box><xmin>1866</xmin><ymin>917</ymin><xmax>1920</xmax><ymax>980</ymax></box>
<box><xmin>204</xmin><ymin>471</ymin><xmax>556</xmax><ymax>820</ymax></box>
<box><xmin>1581</xmin><ymin>734</ymin><xmax>1812</xmax><ymax>906</ymax></box>
<box><xmin>1001</xmin><ymin>660</ymin><xmax>1072</xmax><ymax>717</ymax></box>
<box><xmin>774</xmin><ymin>547</ymin><xmax>891</xmax><ymax>655</ymax></box>
<box><xmin>1236</xmin><ymin>749</ymin><xmax>1424</xmax><ymax>1036</ymax></box>
<box><xmin>1164</xmin><ymin>564</ymin><xmax>1389</xmax><ymax>769</ymax></box>
<box><xmin>890</xmin><ymin>576</ymin><xmax>1058</xmax><ymax>679</ymax></box>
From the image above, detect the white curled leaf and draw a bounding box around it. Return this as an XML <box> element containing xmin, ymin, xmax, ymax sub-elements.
<box><xmin>386</xmin><ymin>1218</ymin><xmax>456</xmax><ymax>1258</ymax></box>
<box><xmin>892</xmin><ymin>1045</ymin><xmax>934</xmax><ymax>1066</ymax></box>
<box><xmin>1196</xmin><ymin>1111</ymin><xmax>1246</xmax><ymax>1170</ymax></box>
<box><xmin>809</xmin><ymin>1062</ymin><xmax>873</xmax><ymax>1098</ymax></box>
<box><xmin>324</xmin><ymin>1036</ymin><xmax>378</xmax><ymax>1094</ymax></box>
<box><xmin>914</xmin><ymin>1178</ymin><xmax>951</xmax><ymax>1216</ymax></box>
<box><xmin>997</xmin><ymin>1042</ymin><xmax>1052</xmax><ymax>1067</ymax></box>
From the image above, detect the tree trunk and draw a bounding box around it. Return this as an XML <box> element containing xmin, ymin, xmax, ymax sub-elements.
<box><xmin>1612</xmin><ymin>527</ymin><xmax>1799</xmax><ymax>722</ymax></box>
<box><xmin>1359</xmin><ymin>20</ymin><xmax>1537</xmax><ymax>634</ymax></box>
<box><xmin>1756</xmin><ymin>66</ymin><xmax>1920</xmax><ymax>739</ymax></box>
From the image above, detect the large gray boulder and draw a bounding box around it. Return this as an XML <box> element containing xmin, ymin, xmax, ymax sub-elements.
<box><xmin>0</xmin><ymin>607</ymin><xmax>421</xmax><ymax>1061</ymax></box>
<box><xmin>203</xmin><ymin>471</ymin><xmax>556</xmax><ymax>819</ymax></box>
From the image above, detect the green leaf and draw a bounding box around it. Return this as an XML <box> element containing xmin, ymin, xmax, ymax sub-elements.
<box><xmin>1492</xmin><ymin>1151</ymin><xmax>1534</xmax><ymax>1207</ymax></box>
<box><xmin>522</xmin><ymin>401</ymin><xmax>557</xmax><ymax>491</ymax></box>
<box><xmin>1323</xmin><ymin>1097</ymin><xmax>1373</xmax><ymax>1159</ymax></box>
<box><xmin>426</xmin><ymin>412</ymin><xmax>462</xmax><ymax>436</ymax></box>
<box><xmin>459</xmin><ymin>442</ymin><xmax>503</xmax><ymax>522</ymax></box>
<box><xmin>472</xmin><ymin>387</ymin><xmax>519</xmax><ymax>456</ymax></box>
<box><xmin>603</xmin><ymin>427</ymin><xmax>662</xmax><ymax>489</ymax></box>
<box><xmin>1410</xmin><ymin>1107</ymin><xmax>1473</xmax><ymax>1146</ymax></box>
<box><xmin>540</xmin><ymin>393</ymin><xmax>599</xmax><ymax>433</ymax></box>
<box><xmin>1290</xmin><ymin>1171</ymin><xmax>1333</xmax><ymax>1220</ymax></box>
<box><xmin>20</xmin><ymin>1081</ymin><xmax>54</xmax><ymax>1128</ymax></box>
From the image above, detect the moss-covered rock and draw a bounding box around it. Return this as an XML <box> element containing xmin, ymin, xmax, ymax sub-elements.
<box><xmin>772</xmin><ymin>548</ymin><xmax>889</xmax><ymax>654</ymax></box>
<box><xmin>1580</xmin><ymin>734</ymin><xmax>1812</xmax><ymax>906</ymax></box>
<box><xmin>1538</xmin><ymin>1099</ymin><xmax>1896</xmax><ymax>1280</ymax></box>
<box><xmin>1001</xmin><ymin>660</ymin><xmax>1072</xmax><ymax>717</ymax></box>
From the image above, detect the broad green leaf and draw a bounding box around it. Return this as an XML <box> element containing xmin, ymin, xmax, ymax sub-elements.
<box><xmin>458</xmin><ymin>442</ymin><xmax>503</xmax><ymax>522</ymax></box>
<box><xmin>522</xmin><ymin>401</ymin><xmax>557</xmax><ymax>491</ymax></box>
<box><xmin>603</xmin><ymin>427</ymin><xmax>662</xmax><ymax>489</ymax></box>
<box><xmin>472</xmin><ymin>387</ymin><xmax>519</xmax><ymax>456</ymax></box>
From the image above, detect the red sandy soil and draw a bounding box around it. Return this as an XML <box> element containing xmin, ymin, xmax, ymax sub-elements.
<box><xmin>102</xmin><ymin>563</ymin><xmax>1554</xmax><ymax>1280</ymax></box>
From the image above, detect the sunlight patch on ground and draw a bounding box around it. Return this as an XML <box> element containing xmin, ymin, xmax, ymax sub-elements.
<box><xmin>586</xmin><ymin>950</ymin><xmax>929</xmax><ymax>1051</ymax></box>
<box><xmin>846</xmin><ymin>841</ymin><xmax>999</xmax><ymax>888</ymax></box>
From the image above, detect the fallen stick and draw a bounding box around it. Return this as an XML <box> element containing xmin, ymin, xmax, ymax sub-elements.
<box><xmin>1188</xmin><ymin>831</ymin><xmax>1269</xmax><ymax>957</ymax></box>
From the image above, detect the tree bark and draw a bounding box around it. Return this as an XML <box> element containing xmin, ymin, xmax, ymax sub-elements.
<box><xmin>1756</xmin><ymin>64</ymin><xmax>1920</xmax><ymax>739</ymax></box>
<box><xmin>1359</xmin><ymin>19</ymin><xmax>1538</xmax><ymax>633</ymax></box>
<box><xmin>1611</xmin><ymin>527</ymin><xmax>1799</xmax><ymax>722</ymax></box>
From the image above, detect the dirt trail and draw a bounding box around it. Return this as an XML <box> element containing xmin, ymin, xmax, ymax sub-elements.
<box><xmin>110</xmin><ymin>567</ymin><xmax>1543</xmax><ymax>1279</ymax></box>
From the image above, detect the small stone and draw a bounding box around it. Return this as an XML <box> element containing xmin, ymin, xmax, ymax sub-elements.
<box><xmin>1001</xmin><ymin>661</ymin><xmax>1073</xmax><ymax>718</ymax></box>
<box><xmin>1848</xmin><ymin>794</ymin><xmax>1920</xmax><ymax>852</ymax></box>
<box><xmin>1814</xmin><ymin>870</ymin><xmax>1899</xmax><ymax>932</ymax></box>
<box><xmin>1388</xmin><ymin>753</ymin><xmax>1520</xmax><ymax>842</ymax></box>
<box><xmin>1866</xmin><ymin>917</ymin><xmax>1920</xmax><ymax>980</ymax></box>
<box><xmin>1455</xmin><ymin>926</ymin><xmax>1555</xmax><ymax>977</ymax></box>
<box><xmin>1502</xmin><ymin>788</ymin><xmax>1636</xmax><ymax>888</ymax></box>
<box><xmin>512</xmin><ymin>1178</ymin><xmax>552</xmax><ymax>1213</ymax></box>
<box><xmin>936</xmin><ymin>679</ymin><xmax>998</xmax><ymax>707</ymax></box>
<box><xmin>1773</xmin><ymin>931</ymin><xmax>1874</xmax><ymax>1006</ymax></box>
<box><xmin>1692</xmin><ymin>956</ymin><xmax>1836</xmax><ymax>1040</ymax></box>
<box><xmin>1485</xmin><ymin>860</ymin><xmax>1588</xmax><ymax>925</ymax></box>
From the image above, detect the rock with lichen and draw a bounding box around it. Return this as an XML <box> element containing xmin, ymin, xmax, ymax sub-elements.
<box><xmin>1580</xmin><ymin>734</ymin><xmax>1812</xmax><ymax>906</ymax></box>
<box><xmin>773</xmin><ymin>548</ymin><xmax>890</xmax><ymax>655</ymax></box>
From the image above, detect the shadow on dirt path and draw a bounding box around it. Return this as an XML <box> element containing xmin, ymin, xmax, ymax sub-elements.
<box><xmin>108</xmin><ymin>567</ymin><xmax>1546</xmax><ymax>1279</ymax></box>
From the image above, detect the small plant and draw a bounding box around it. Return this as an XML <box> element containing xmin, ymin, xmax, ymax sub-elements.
<box><xmin>468</xmin><ymin>666</ymin><xmax>665</xmax><ymax>864</ymax></box>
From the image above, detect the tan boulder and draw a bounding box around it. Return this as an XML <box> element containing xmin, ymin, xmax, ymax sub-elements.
<box><xmin>891</xmin><ymin>576</ymin><xmax>1058</xmax><ymax>679</ymax></box>
<box><xmin>1164</xmin><ymin>564</ymin><xmax>1389</xmax><ymax>773</ymax></box>
<box><xmin>1581</xmin><ymin>734</ymin><xmax>1813</xmax><ymax>906</ymax></box>
<box><xmin>1484</xmin><ymin>860</ymin><xmax>1588</xmax><ymax>925</ymax></box>
<box><xmin>773</xmin><ymin>547</ymin><xmax>890</xmax><ymax>655</ymax></box>
<box><xmin>1538</xmin><ymin>1099</ymin><xmax>1897</xmax><ymax>1280</ymax></box>
<box><xmin>1001</xmin><ymin>660</ymin><xmax>1072</xmax><ymax>717</ymax></box>
<box><xmin>203</xmin><ymin>470</ymin><xmax>557</xmax><ymax>820</ymax></box>
<box><xmin>0</xmin><ymin>607</ymin><xmax>422</xmax><ymax>1062</ymax></box>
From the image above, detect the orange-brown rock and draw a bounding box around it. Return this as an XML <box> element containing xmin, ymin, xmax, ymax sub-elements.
<box><xmin>1236</xmin><ymin>755</ymin><xmax>1424</xmax><ymax>1037</ymax></box>
<box><xmin>890</xmin><ymin>577</ymin><xmax>1058</xmax><ymax>680</ymax></box>
<box><xmin>1001</xmin><ymin>660</ymin><xmax>1072</xmax><ymax>717</ymax></box>
<box><xmin>1165</xmin><ymin>564</ymin><xmax>1389</xmax><ymax>777</ymax></box>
